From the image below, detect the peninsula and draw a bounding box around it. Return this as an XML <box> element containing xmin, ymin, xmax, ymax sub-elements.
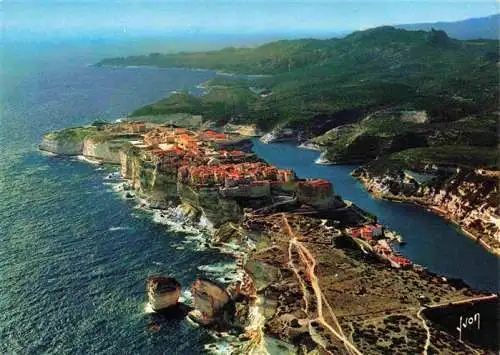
<box><xmin>40</xmin><ymin>116</ymin><xmax>498</xmax><ymax>354</ymax></box>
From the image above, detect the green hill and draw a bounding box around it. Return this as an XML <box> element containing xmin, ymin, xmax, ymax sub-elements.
<box><xmin>98</xmin><ymin>26</ymin><xmax>499</xmax><ymax>168</ymax></box>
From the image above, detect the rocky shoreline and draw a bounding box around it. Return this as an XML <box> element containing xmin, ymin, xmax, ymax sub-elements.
<box><xmin>352</xmin><ymin>167</ymin><xmax>500</xmax><ymax>256</ymax></box>
<box><xmin>40</xmin><ymin>120</ymin><xmax>499</xmax><ymax>354</ymax></box>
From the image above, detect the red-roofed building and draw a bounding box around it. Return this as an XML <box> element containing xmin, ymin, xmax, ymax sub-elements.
<box><xmin>229</xmin><ymin>150</ymin><xmax>244</xmax><ymax>156</ymax></box>
<box><xmin>199</xmin><ymin>130</ymin><xmax>227</xmax><ymax>141</ymax></box>
<box><xmin>178</xmin><ymin>134</ymin><xmax>198</xmax><ymax>150</ymax></box>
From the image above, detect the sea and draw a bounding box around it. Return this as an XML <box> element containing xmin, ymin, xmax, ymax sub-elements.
<box><xmin>0</xmin><ymin>36</ymin><xmax>498</xmax><ymax>354</ymax></box>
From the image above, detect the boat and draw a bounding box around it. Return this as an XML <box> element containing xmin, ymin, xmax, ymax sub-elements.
<box><xmin>146</xmin><ymin>276</ymin><xmax>182</xmax><ymax>311</ymax></box>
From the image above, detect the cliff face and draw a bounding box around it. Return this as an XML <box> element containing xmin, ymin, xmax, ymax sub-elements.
<box><xmin>39</xmin><ymin>126</ymin><xmax>100</xmax><ymax>155</ymax></box>
<box><xmin>224</xmin><ymin>123</ymin><xmax>263</xmax><ymax>137</ymax></box>
<box><xmin>120</xmin><ymin>147</ymin><xmax>179</xmax><ymax>208</ymax></box>
<box><xmin>39</xmin><ymin>136</ymin><xmax>83</xmax><ymax>155</ymax></box>
<box><xmin>354</xmin><ymin>167</ymin><xmax>500</xmax><ymax>254</ymax></box>
<box><xmin>82</xmin><ymin>138</ymin><xmax>123</xmax><ymax>164</ymax></box>
<box><xmin>190</xmin><ymin>279</ymin><xmax>233</xmax><ymax>325</ymax></box>
<box><xmin>177</xmin><ymin>183</ymin><xmax>242</xmax><ymax>228</ymax></box>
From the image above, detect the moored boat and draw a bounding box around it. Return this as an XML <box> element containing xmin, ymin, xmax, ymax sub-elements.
<box><xmin>147</xmin><ymin>276</ymin><xmax>182</xmax><ymax>311</ymax></box>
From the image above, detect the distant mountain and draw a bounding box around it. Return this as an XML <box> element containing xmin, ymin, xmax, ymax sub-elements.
<box><xmin>396</xmin><ymin>14</ymin><xmax>499</xmax><ymax>40</ymax></box>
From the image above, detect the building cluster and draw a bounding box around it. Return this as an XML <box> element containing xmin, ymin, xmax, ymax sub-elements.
<box><xmin>349</xmin><ymin>224</ymin><xmax>383</xmax><ymax>243</ymax></box>
<box><xmin>375</xmin><ymin>241</ymin><xmax>412</xmax><ymax>268</ymax></box>
<box><xmin>133</xmin><ymin>126</ymin><xmax>303</xmax><ymax>192</ymax></box>
<box><xmin>120</xmin><ymin>123</ymin><xmax>336</xmax><ymax>207</ymax></box>
<box><xmin>198</xmin><ymin>130</ymin><xmax>228</xmax><ymax>142</ymax></box>
<box><xmin>106</xmin><ymin>121</ymin><xmax>147</xmax><ymax>134</ymax></box>
<box><xmin>144</xmin><ymin>127</ymin><xmax>192</xmax><ymax>146</ymax></box>
<box><xmin>178</xmin><ymin>162</ymin><xmax>295</xmax><ymax>188</ymax></box>
<box><xmin>138</xmin><ymin>127</ymin><xmax>253</xmax><ymax>172</ymax></box>
<box><xmin>348</xmin><ymin>224</ymin><xmax>412</xmax><ymax>268</ymax></box>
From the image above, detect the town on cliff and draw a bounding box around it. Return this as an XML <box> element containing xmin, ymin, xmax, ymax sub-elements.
<box><xmin>40</xmin><ymin>117</ymin><xmax>498</xmax><ymax>354</ymax></box>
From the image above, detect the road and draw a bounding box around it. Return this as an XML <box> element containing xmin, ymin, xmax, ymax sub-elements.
<box><xmin>416</xmin><ymin>308</ymin><xmax>432</xmax><ymax>355</ymax></box>
<box><xmin>425</xmin><ymin>294</ymin><xmax>497</xmax><ymax>309</ymax></box>
<box><xmin>282</xmin><ymin>213</ymin><xmax>362</xmax><ymax>355</ymax></box>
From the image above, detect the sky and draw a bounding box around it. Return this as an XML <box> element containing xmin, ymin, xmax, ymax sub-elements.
<box><xmin>2</xmin><ymin>0</ymin><xmax>499</xmax><ymax>39</ymax></box>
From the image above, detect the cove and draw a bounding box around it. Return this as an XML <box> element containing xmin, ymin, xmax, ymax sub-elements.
<box><xmin>252</xmin><ymin>140</ymin><xmax>499</xmax><ymax>292</ymax></box>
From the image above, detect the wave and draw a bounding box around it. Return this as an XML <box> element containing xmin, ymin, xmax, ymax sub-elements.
<box><xmin>103</xmin><ymin>171</ymin><xmax>122</xmax><ymax>180</ymax></box>
<box><xmin>39</xmin><ymin>150</ymin><xmax>57</xmax><ymax>157</ymax></box>
<box><xmin>144</xmin><ymin>302</ymin><xmax>155</xmax><ymax>314</ymax></box>
<box><xmin>152</xmin><ymin>206</ymin><xmax>212</xmax><ymax>232</ymax></box>
<box><xmin>108</xmin><ymin>226</ymin><xmax>132</xmax><ymax>232</ymax></box>
<box><xmin>76</xmin><ymin>155</ymin><xmax>102</xmax><ymax>165</ymax></box>
<box><xmin>179</xmin><ymin>289</ymin><xmax>192</xmax><ymax>305</ymax></box>
<box><xmin>204</xmin><ymin>340</ymin><xmax>239</xmax><ymax>355</ymax></box>
<box><xmin>198</xmin><ymin>261</ymin><xmax>244</xmax><ymax>285</ymax></box>
<box><xmin>314</xmin><ymin>156</ymin><xmax>332</xmax><ymax>165</ymax></box>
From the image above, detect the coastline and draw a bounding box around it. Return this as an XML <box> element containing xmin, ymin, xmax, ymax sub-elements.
<box><xmin>38</xmin><ymin>125</ymin><xmax>499</xmax><ymax>353</ymax></box>
<box><xmin>353</xmin><ymin>174</ymin><xmax>500</xmax><ymax>257</ymax></box>
<box><xmin>96</xmin><ymin>63</ymin><xmax>272</xmax><ymax>79</ymax></box>
<box><xmin>6</xmin><ymin>25</ymin><xmax>497</xmax><ymax>353</ymax></box>
<box><xmin>95</xmin><ymin>169</ymin><xmax>500</xmax><ymax>353</ymax></box>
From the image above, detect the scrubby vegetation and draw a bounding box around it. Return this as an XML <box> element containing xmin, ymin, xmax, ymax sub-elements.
<box><xmin>131</xmin><ymin>93</ymin><xmax>203</xmax><ymax>117</ymax></box>
<box><xmin>45</xmin><ymin>126</ymin><xmax>99</xmax><ymax>143</ymax></box>
<box><xmin>313</xmin><ymin>113</ymin><xmax>498</xmax><ymax>164</ymax></box>
<box><xmin>373</xmin><ymin>146</ymin><xmax>499</xmax><ymax>172</ymax></box>
<box><xmin>99</xmin><ymin>26</ymin><xmax>498</xmax><ymax>168</ymax></box>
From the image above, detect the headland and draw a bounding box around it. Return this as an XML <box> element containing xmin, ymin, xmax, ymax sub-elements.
<box><xmin>40</xmin><ymin>117</ymin><xmax>498</xmax><ymax>354</ymax></box>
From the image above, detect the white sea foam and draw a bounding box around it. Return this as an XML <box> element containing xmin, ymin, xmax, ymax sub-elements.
<box><xmin>170</xmin><ymin>231</ymin><xmax>208</xmax><ymax>251</ymax></box>
<box><xmin>179</xmin><ymin>289</ymin><xmax>193</xmax><ymax>304</ymax></box>
<box><xmin>144</xmin><ymin>302</ymin><xmax>155</xmax><ymax>314</ymax></box>
<box><xmin>147</xmin><ymin>205</ymin><xmax>212</xmax><ymax>250</ymax></box>
<box><xmin>77</xmin><ymin>155</ymin><xmax>102</xmax><ymax>165</ymax></box>
<box><xmin>103</xmin><ymin>171</ymin><xmax>122</xmax><ymax>181</ymax></box>
<box><xmin>108</xmin><ymin>226</ymin><xmax>132</xmax><ymax>231</ymax></box>
<box><xmin>198</xmin><ymin>261</ymin><xmax>244</xmax><ymax>285</ymax></box>
<box><xmin>134</xmin><ymin>197</ymin><xmax>150</xmax><ymax>209</ymax></box>
<box><xmin>314</xmin><ymin>153</ymin><xmax>333</xmax><ymax>165</ymax></box>
<box><xmin>198</xmin><ymin>215</ymin><xmax>214</xmax><ymax>233</ymax></box>
<box><xmin>39</xmin><ymin>150</ymin><xmax>57</xmax><ymax>157</ymax></box>
<box><xmin>153</xmin><ymin>206</ymin><xmax>210</xmax><ymax>232</ymax></box>
<box><xmin>111</xmin><ymin>183</ymin><xmax>124</xmax><ymax>192</ymax></box>
<box><xmin>204</xmin><ymin>340</ymin><xmax>238</xmax><ymax>355</ymax></box>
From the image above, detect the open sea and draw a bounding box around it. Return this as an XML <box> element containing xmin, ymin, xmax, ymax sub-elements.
<box><xmin>0</xmin><ymin>37</ymin><xmax>498</xmax><ymax>354</ymax></box>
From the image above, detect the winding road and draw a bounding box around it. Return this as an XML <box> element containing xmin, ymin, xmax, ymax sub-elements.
<box><xmin>282</xmin><ymin>213</ymin><xmax>362</xmax><ymax>355</ymax></box>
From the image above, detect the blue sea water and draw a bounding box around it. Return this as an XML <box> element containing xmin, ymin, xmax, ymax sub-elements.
<box><xmin>0</xmin><ymin>37</ymin><xmax>498</xmax><ymax>354</ymax></box>
<box><xmin>0</xmin><ymin>39</ymin><xmax>229</xmax><ymax>354</ymax></box>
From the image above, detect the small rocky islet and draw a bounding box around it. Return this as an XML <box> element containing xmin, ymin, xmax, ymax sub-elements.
<box><xmin>40</xmin><ymin>118</ymin><xmax>498</xmax><ymax>354</ymax></box>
